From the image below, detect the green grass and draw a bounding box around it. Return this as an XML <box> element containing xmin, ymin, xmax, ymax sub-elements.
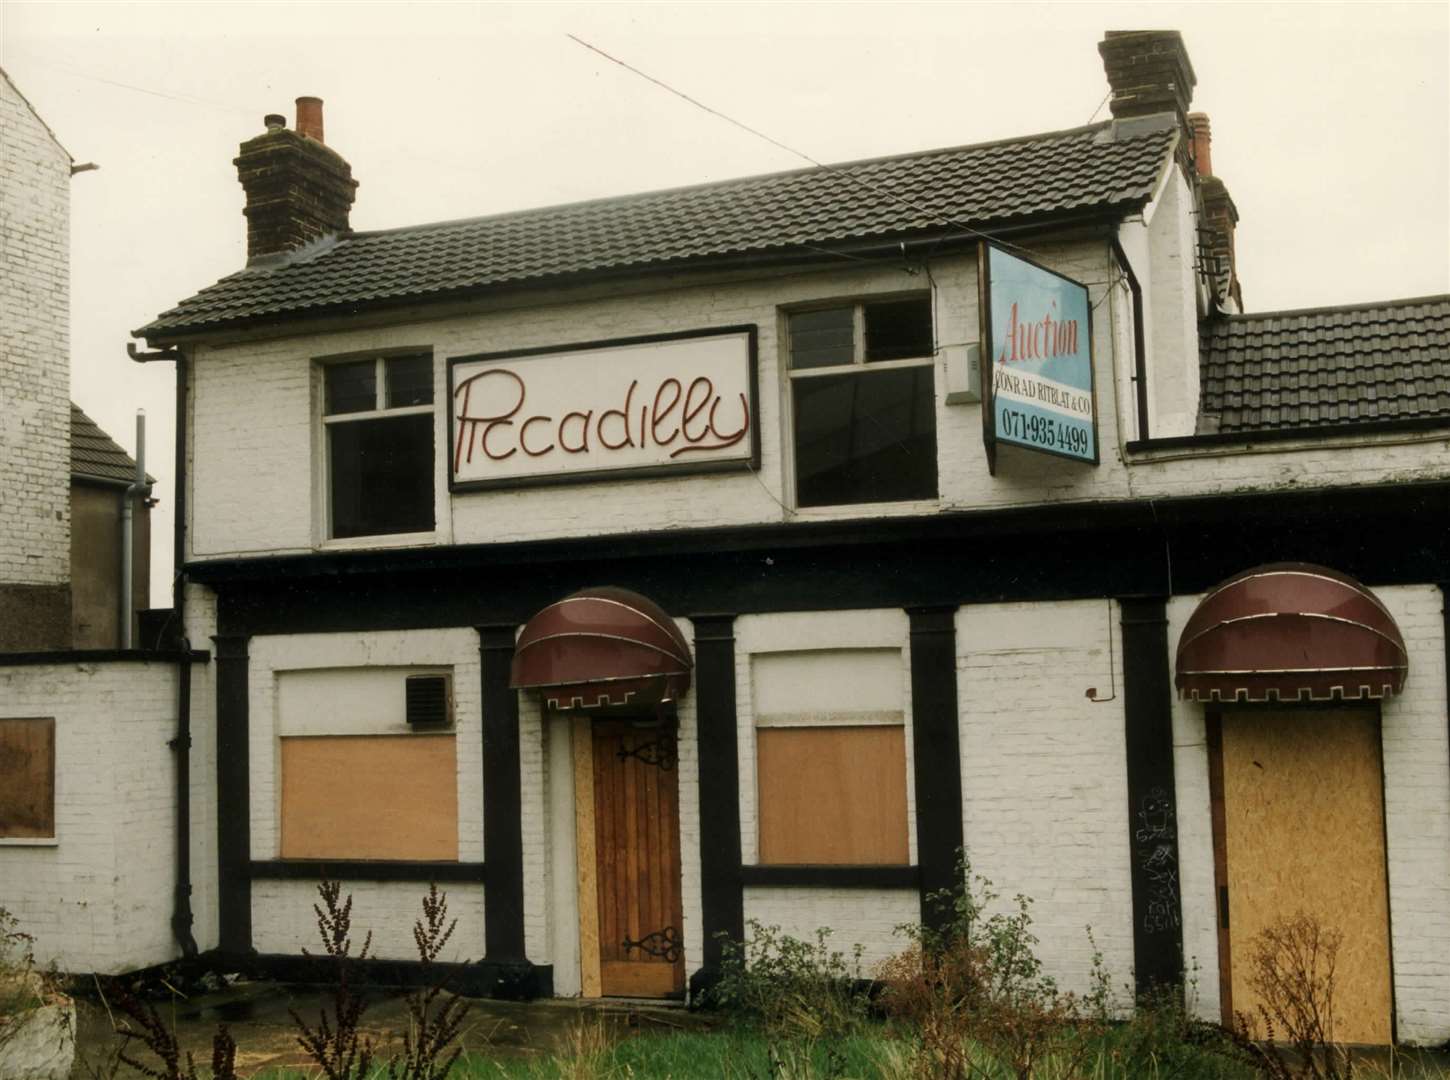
<box><xmin>241</xmin><ymin>1025</ymin><xmax>1305</xmax><ymax>1080</ymax></box>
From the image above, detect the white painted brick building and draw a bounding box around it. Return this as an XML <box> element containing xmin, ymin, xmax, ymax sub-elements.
<box><xmin>4</xmin><ymin>30</ymin><xmax>1447</xmax><ymax>1051</ymax></box>
<box><xmin>0</xmin><ymin>69</ymin><xmax>72</xmax><ymax>645</ymax></box>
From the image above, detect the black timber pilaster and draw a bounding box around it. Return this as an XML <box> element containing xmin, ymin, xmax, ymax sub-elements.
<box><xmin>213</xmin><ymin>632</ymin><xmax>252</xmax><ymax>957</ymax></box>
<box><xmin>478</xmin><ymin>624</ymin><xmax>526</xmax><ymax>963</ymax></box>
<box><xmin>1442</xmin><ymin>584</ymin><xmax>1450</xmax><ymax>821</ymax></box>
<box><xmin>692</xmin><ymin>614</ymin><xmax>744</xmax><ymax>982</ymax></box>
<box><xmin>1119</xmin><ymin>597</ymin><xmax>1185</xmax><ymax>995</ymax></box>
<box><xmin>907</xmin><ymin>606</ymin><xmax>965</xmax><ymax>933</ymax></box>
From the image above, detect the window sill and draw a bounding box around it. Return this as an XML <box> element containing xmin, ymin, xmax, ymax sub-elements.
<box><xmin>0</xmin><ymin>837</ymin><xmax>58</xmax><ymax>847</ymax></box>
<box><xmin>320</xmin><ymin>530</ymin><xmax>436</xmax><ymax>553</ymax></box>
<box><xmin>740</xmin><ymin>864</ymin><xmax>920</xmax><ymax>888</ymax></box>
<box><xmin>790</xmin><ymin>498</ymin><xmax>940</xmax><ymax>520</ymax></box>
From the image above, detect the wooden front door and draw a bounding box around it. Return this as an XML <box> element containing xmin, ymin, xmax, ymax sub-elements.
<box><xmin>1209</xmin><ymin>708</ymin><xmax>1393</xmax><ymax>1044</ymax></box>
<box><xmin>584</xmin><ymin>720</ymin><xmax>684</xmax><ymax>998</ymax></box>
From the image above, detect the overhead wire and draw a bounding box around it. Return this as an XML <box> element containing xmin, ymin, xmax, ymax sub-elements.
<box><xmin>566</xmin><ymin>33</ymin><xmax>1056</xmax><ymax>265</ymax></box>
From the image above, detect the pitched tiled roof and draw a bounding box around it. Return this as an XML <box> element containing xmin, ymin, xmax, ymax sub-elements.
<box><xmin>1197</xmin><ymin>296</ymin><xmax>1450</xmax><ymax>434</ymax></box>
<box><xmin>71</xmin><ymin>404</ymin><xmax>152</xmax><ymax>485</ymax></box>
<box><xmin>137</xmin><ymin>119</ymin><xmax>1176</xmax><ymax>340</ymax></box>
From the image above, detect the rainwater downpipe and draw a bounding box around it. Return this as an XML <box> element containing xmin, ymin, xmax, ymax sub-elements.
<box><xmin>128</xmin><ymin>340</ymin><xmax>199</xmax><ymax>958</ymax></box>
<box><xmin>120</xmin><ymin>410</ymin><xmax>151</xmax><ymax>648</ymax></box>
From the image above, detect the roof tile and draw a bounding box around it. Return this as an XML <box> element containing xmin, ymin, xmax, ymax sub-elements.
<box><xmin>137</xmin><ymin>120</ymin><xmax>1174</xmax><ymax>339</ymax></box>
<box><xmin>1198</xmin><ymin>297</ymin><xmax>1450</xmax><ymax>433</ymax></box>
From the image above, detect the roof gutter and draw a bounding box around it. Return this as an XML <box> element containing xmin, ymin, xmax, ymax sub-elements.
<box><xmin>128</xmin><ymin>339</ymin><xmax>199</xmax><ymax>961</ymax></box>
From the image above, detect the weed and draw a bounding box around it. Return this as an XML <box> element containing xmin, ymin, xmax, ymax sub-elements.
<box><xmin>1235</xmin><ymin>911</ymin><xmax>1356</xmax><ymax>1080</ymax></box>
<box><xmin>386</xmin><ymin>883</ymin><xmax>473</xmax><ymax>1080</ymax></box>
<box><xmin>711</xmin><ymin>921</ymin><xmax>867</xmax><ymax>1040</ymax></box>
<box><xmin>290</xmin><ymin>877</ymin><xmax>376</xmax><ymax>1079</ymax></box>
<box><xmin>878</xmin><ymin>856</ymin><xmax>1099</xmax><ymax>1080</ymax></box>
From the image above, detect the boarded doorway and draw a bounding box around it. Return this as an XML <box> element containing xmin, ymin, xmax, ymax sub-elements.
<box><xmin>1209</xmin><ymin>708</ymin><xmax>1393</xmax><ymax>1044</ymax></box>
<box><xmin>573</xmin><ymin>718</ymin><xmax>685</xmax><ymax>998</ymax></box>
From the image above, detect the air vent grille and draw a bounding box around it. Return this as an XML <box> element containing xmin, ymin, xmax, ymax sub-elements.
<box><xmin>405</xmin><ymin>674</ymin><xmax>452</xmax><ymax>727</ymax></box>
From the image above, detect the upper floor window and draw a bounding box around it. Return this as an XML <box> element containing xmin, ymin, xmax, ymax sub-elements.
<box><xmin>323</xmin><ymin>353</ymin><xmax>435</xmax><ymax>539</ymax></box>
<box><xmin>787</xmin><ymin>297</ymin><xmax>937</xmax><ymax>508</ymax></box>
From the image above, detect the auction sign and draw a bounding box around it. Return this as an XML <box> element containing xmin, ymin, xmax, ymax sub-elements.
<box><xmin>978</xmin><ymin>243</ymin><xmax>1099</xmax><ymax>472</ymax></box>
<box><xmin>449</xmin><ymin>325</ymin><xmax>758</xmax><ymax>490</ymax></box>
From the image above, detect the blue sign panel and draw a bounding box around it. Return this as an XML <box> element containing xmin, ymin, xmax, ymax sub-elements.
<box><xmin>981</xmin><ymin>244</ymin><xmax>1098</xmax><ymax>467</ymax></box>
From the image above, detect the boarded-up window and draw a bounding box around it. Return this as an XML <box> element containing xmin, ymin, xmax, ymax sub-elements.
<box><xmin>753</xmin><ymin>647</ymin><xmax>909</xmax><ymax>865</ymax></box>
<box><xmin>280</xmin><ymin>733</ymin><xmax>458</xmax><ymax>861</ymax></box>
<box><xmin>0</xmin><ymin>718</ymin><xmax>56</xmax><ymax>839</ymax></box>
<box><xmin>757</xmin><ymin>725</ymin><xmax>908</xmax><ymax>864</ymax></box>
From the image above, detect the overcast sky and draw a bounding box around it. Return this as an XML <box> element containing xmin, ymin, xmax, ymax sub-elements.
<box><xmin>3</xmin><ymin>1</ymin><xmax>1447</xmax><ymax>593</ymax></box>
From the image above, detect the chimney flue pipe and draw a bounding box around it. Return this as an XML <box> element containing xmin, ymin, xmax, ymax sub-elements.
<box><xmin>295</xmin><ymin>96</ymin><xmax>324</xmax><ymax>142</ymax></box>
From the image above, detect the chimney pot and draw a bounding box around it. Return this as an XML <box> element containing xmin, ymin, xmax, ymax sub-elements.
<box><xmin>296</xmin><ymin>96</ymin><xmax>324</xmax><ymax>143</ymax></box>
<box><xmin>1188</xmin><ymin>112</ymin><xmax>1213</xmax><ymax>176</ymax></box>
<box><xmin>263</xmin><ymin>113</ymin><xmax>286</xmax><ymax>132</ymax></box>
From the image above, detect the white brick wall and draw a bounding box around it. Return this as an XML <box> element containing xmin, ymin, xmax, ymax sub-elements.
<box><xmin>1166</xmin><ymin>595</ymin><xmax>1224</xmax><ymax>1021</ymax></box>
<box><xmin>741</xmin><ymin>886</ymin><xmax>919</xmax><ymax>972</ymax></box>
<box><xmin>0</xmin><ymin>73</ymin><xmax>70</xmax><ymax>584</ymax></box>
<box><xmin>187</xmin><ymin>241</ymin><xmax>1145</xmax><ymax>562</ymax></box>
<box><xmin>0</xmin><ymin>659</ymin><xmax>195</xmax><ymax>973</ymax></box>
<box><xmin>1377</xmin><ymin>586</ymin><xmax>1450</xmax><ymax>1046</ymax></box>
<box><xmin>250</xmin><ymin>879</ymin><xmax>484</xmax><ymax>963</ymax></box>
<box><xmin>958</xmin><ymin>600</ymin><xmax>1136</xmax><ymax>1002</ymax></box>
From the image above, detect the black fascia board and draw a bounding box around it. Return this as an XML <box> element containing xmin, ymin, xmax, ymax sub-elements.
<box><xmin>136</xmin><ymin>205</ymin><xmax>1133</xmax><ymax>346</ymax></box>
<box><xmin>183</xmin><ymin>479</ymin><xmax>1450</xmax><ymax>589</ymax></box>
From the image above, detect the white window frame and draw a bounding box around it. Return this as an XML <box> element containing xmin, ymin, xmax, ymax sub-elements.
<box><xmin>783</xmin><ymin>294</ymin><xmax>939</xmax><ymax>510</ymax></box>
<box><xmin>318</xmin><ymin>352</ymin><xmax>436</xmax><ymax>543</ymax></box>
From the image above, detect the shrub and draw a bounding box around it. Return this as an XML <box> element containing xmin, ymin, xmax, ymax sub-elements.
<box><xmin>877</xmin><ymin>858</ymin><xmax>1100</xmax><ymax>1080</ymax></box>
<box><xmin>711</xmin><ymin>920</ymin><xmax>868</xmax><ymax>1042</ymax></box>
<box><xmin>1235</xmin><ymin>912</ymin><xmax>1356</xmax><ymax>1080</ymax></box>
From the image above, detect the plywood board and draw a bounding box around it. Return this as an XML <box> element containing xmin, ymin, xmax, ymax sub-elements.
<box><xmin>573</xmin><ymin>719</ymin><xmax>602</xmax><ymax>998</ymax></box>
<box><xmin>1220</xmin><ymin>709</ymin><xmax>1392</xmax><ymax>1045</ymax></box>
<box><xmin>280</xmin><ymin>734</ymin><xmax>458</xmax><ymax>861</ymax></box>
<box><xmin>593</xmin><ymin>722</ymin><xmax>684</xmax><ymax>997</ymax></box>
<box><xmin>757</xmin><ymin>725</ymin><xmax>908</xmax><ymax>865</ymax></box>
<box><xmin>0</xmin><ymin>717</ymin><xmax>54</xmax><ymax>838</ymax></box>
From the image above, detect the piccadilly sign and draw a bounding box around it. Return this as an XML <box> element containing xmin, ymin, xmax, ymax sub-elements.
<box><xmin>448</xmin><ymin>326</ymin><xmax>758</xmax><ymax>490</ymax></box>
<box><xmin>978</xmin><ymin>243</ymin><xmax>1099</xmax><ymax>472</ymax></box>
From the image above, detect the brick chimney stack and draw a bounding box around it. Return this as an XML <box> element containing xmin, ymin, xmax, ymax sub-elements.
<box><xmin>1097</xmin><ymin>31</ymin><xmax>1196</xmax><ymax>133</ymax></box>
<box><xmin>1188</xmin><ymin>112</ymin><xmax>1243</xmax><ymax>309</ymax></box>
<box><xmin>234</xmin><ymin>96</ymin><xmax>357</xmax><ymax>263</ymax></box>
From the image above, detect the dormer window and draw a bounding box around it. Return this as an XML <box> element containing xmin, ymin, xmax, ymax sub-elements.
<box><xmin>787</xmin><ymin>297</ymin><xmax>938</xmax><ymax>508</ymax></box>
<box><xmin>322</xmin><ymin>352</ymin><xmax>435</xmax><ymax>538</ymax></box>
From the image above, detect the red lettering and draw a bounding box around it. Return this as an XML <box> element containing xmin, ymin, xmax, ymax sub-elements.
<box><xmin>651</xmin><ymin>378</ymin><xmax>682</xmax><ymax>445</ymax></box>
<box><xmin>558</xmin><ymin>410</ymin><xmax>592</xmax><ymax>453</ymax></box>
<box><xmin>520</xmin><ymin>414</ymin><xmax>554</xmax><ymax>457</ymax></box>
<box><xmin>598</xmin><ymin>379</ymin><xmax>638</xmax><ymax>450</ymax></box>
<box><xmin>681</xmin><ymin>377</ymin><xmax>713</xmax><ymax>443</ymax></box>
<box><xmin>453</xmin><ymin>368</ymin><xmax>525</xmax><ymax>469</ymax></box>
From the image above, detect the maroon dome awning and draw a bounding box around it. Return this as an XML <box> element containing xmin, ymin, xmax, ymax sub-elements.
<box><xmin>1176</xmin><ymin>563</ymin><xmax>1408</xmax><ymax>704</ymax></box>
<box><xmin>510</xmin><ymin>587</ymin><xmax>692</xmax><ymax>711</ymax></box>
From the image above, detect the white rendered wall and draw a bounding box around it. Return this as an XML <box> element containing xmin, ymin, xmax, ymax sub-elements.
<box><xmin>733</xmin><ymin>610</ymin><xmax>918</xmax><ymax>969</ymax></box>
<box><xmin>0</xmin><ymin>659</ymin><xmax>195</xmax><ymax>973</ymax></box>
<box><xmin>1144</xmin><ymin>166</ymin><xmax>1202</xmax><ymax>438</ymax></box>
<box><xmin>0</xmin><ymin>73</ymin><xmax>70</xmax><ymax>585</ymax></box>
<box><xmin>245</xmin><ymin>628</ymin><xmax>484</xmax><ymax>962</ymax></box>
<box><xmin>957</xmin><ymin>600</ymin><xmax>1135</xmax><ymax>1002</ymax></box>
